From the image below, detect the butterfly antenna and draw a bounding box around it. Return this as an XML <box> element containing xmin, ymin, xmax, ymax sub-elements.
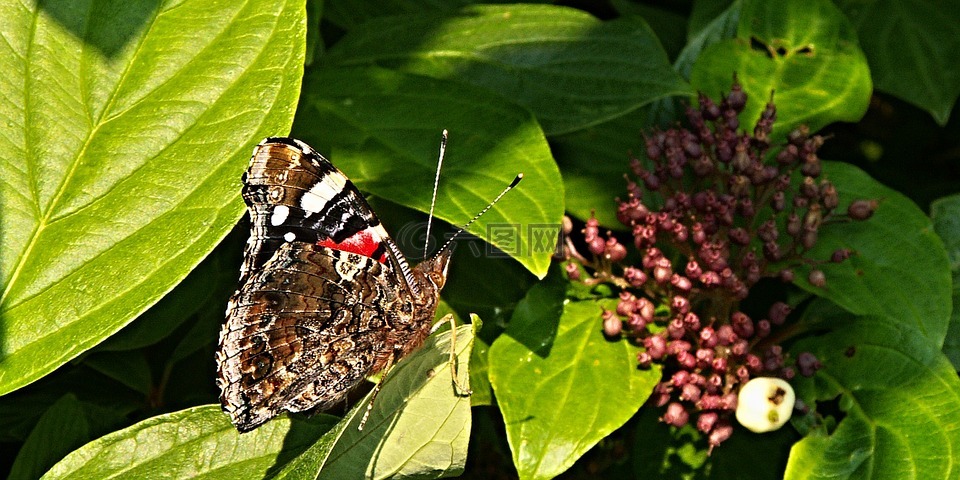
<box><xmin>423</xmin><ymin>130</ymin><xmax>447</xmax><ymax>260</ymax></box>
<box><xmin>436</xmin><ymin>173</ymin><xmax>524</xmax><ymax>255</ymax></box>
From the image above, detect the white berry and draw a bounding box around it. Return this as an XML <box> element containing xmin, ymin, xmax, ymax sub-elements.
<box><xmin>735</xmin><ymin>377</ymin><xmax>795</xmax><ymax>433</ymax></box>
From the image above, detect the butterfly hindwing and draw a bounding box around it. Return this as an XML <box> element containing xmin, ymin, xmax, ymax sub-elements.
<box><xmin>218</xmin><ymin>242</ymin><xmax>407</xmax><ymax>432</ymax></box>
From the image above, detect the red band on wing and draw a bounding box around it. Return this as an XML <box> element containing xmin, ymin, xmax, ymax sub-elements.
<box><xmin>317</xmin><ymin>228</ymin><xmax>387</xmax><ymax>263</ymax></box>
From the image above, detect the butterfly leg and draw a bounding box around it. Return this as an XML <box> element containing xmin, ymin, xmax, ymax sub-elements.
<box><xmin>358</xmin><ymin>354</ymin><xmax>395</xmax><ymax>431</ymax></box>
<box><xmin>433</xmin><ymin>314</ymin><xmax>472</xmax><ymax>397</ymax></box>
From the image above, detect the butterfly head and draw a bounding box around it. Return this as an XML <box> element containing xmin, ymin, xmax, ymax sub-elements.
<box><xmin>414</xmin><ymin>247</ymin><xmax>453</xmax><ymax>292</ymax></box>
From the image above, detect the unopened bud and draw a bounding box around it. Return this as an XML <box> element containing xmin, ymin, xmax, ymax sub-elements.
<box><xmin>697</xmin><ymin>412</ymin><xmax>719</xmax><ymax>433</ymax></box>
<box><xmin>662</xmin><ymin>402</ymin><xmax>690</xmax><ymax>427</ymax></box>
<box><xmin>768</xmin><ymin>302</ymin><xmax>791</xmax><ymax>325</ymax></box>
<box><xmin>848</xmin><ymin>199</ymin><xmax>877</xmax><ymax>220</ymax></box>
<box><xmin>624</xmin><ymin>267</ymin><xmax>647</xmax><ymax>288</ymax></box>
<box><xmin>797</xmin><ymin>352</ymin><xmax>822</xmax><ymax>377</ymax></box>
<box><xmin>565</xmin><ymin>262</ymin><xmax>581</xmax><ymax>280</ymax></box>
<box><xmin>808</xmin><ymin>269</ymin><xmax>826</xmax><ymax>287</ymax></box>
<box><xmin>602</xmin><ymin>310</ymin><xmax>622</xmax><ymax>337</ymax></box>
<box><xmin>708</xmin><ymin>420</ymin><xmax>734</xmax><ymax>453</ymax></box>
<box><xmin>831</xmin><ymin>248</ymin><xmax>851</xmax><ymax>263</ymax></box>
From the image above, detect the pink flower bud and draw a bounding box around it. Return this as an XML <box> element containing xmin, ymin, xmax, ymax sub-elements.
<box><xmin>708</xmin><ymin>420</ymin><xmax>734</xmax><ymax>453</ymax></box>
<box><xmin>671</xmin><ymin>370</ymin><xmax>691</xmax><ymax>387</ymax></box>
<box><xmin>677</xmin><ymin>350</ymin><xmax>697</xmax><ymax>369</ymax></box>
<box><xmin>637</xmin><ymin>297</ymin><xmax>655</xmax><ymax>322</ymax></box>
<box><xmin>624</xmin><ymin>267</ymin><xmax>647</xmax><ymax>288</ymax></box>
<box><xmin>662</xmin><ymin>402</ymin><xmax>689</xmax><ymax>427</ymax></box>
<box><xmin>671</xmin><ymin>295</ymin><xmax>691</xmax><ymax>314</ymax></box>
<box><xmin>644</xmin><ymin>335</ymin><xmax>667</xmax><ymax>359</ymax></box>
<box><xmin>717</xmin><ymin>325</ymin><xmax>737</xmax><ymax>346</ymax></box>
<box><xmin>697</xmin><ymin>412</ymin><xmax>719</xmax><ymax>433</ymax></box>
<box><xmin>588</xmin><ymin>236</ymin><xmax>605</xmax><ymax>255</ymax></box>
<box><xmin>671</xmin><ymin>274</ymin><xmax>693</xmax><ymax>292</ymax></box>
<box><xmin>680</xmin><ymin>383</ymin><xmax>702</xmax><ymax>402</ymax></box>
<box><xmin>654</xmin><ymin>258</ymin><xmax>673</xmax><ymax>284</ymax></box>
<box><xmin>712</xmin><ymin>357</ymin><xmax>728</xmax><ymax>373</ymax></box>
<box><xmin>797</xmin><ymin>352</ymin><xmax>822</xmax><ymax>377</ymax></box>
<box><xmin>602</xmin><ymin>310</ymin><xmax>622</xmax><ymax>337</ymax></box>
<box><xmin>848</xmin><ymin>199</ymin><xmax>877</xmax><ymax>220</ymax></box>
<box><xmin>768</xmin><ymin>302</ymin><xmax>791</xmax><ymax>325</ymax></box>
<box><xmin>637</xmin><ymin>351</ymin><xmax>652</xmax><ymax>368</ymax></box>
<box><xmin>565</xmin><ymin>262</ymin><xmax>580</xmax><ymax>280</ymax></box>
<box><xmin>700</xmin><ymin>326</ymin><xmax>718</xmax><ymax>348</ymax></box>
<box><xmin>808</xmin><ymin>269</ymin><xmax>826</xmax><ymax>287</ymax></box>
<box><xmin>605</xmin><ymin>237</ymin><xmax>627</xmax><ymax>262</ymax></box>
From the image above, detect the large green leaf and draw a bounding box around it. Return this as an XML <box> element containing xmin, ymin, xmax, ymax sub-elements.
<box><xmin>930</xmin><ymin>193</ymin><xmax>960</xmax><ymax>369</ymax></box>
<box><xmin>322</xmin><ymin>324</ymin><xmax>473</xmax><ymax>478</ymax></box>
<box><xmin>45</xmin><ymin>321</ymin><xmax>471</xmax><ymax>479</ymax></box>
<box><xmin>41</xmin><ymin>406</ymin><xmax>339</xmax><ymax>479</ymax></box>
<box><xmin>324</xmin><ymin>4</ymin><xmax>691</xmax><ymax>135</ymax></box>
<box><xmin>690</xmin><ymin>0</ymin><xmax>871</xmax><ymax>138</ymax></box>
<box><xmin>785</xmin><ymin>312</ymin><xmax>960</xmax><ymax>479</ymax></box>
<box><xmin>0</xmin><ymin>0</ymin><xmax>306</xmax><ymax>395</ymax></box>
<box><xmin>94</xmin><ymin>227</ymin><xmax>243</xmax><ymax>354</ymax></box>
<box><xmin>272</xmin><ymin>323</ymin><xmax>475</xmax><ymax>479</ymax></box>
<box><xmin>792</xmin><ymin>162</ymin><xmax>952</xmax><ymax>346</ymax></box>
<box><xmin>674</xmin><ymin>0</ymin><xmax>741</xmax><ymax>78</ymax></box>
<box><xmin>294</xmin><ymin>66</ymin><xmax>564</xmax><ymax>278</ymax></box>
<box><xmin>489</xmin><ymin>274</ymin><xmax>660</xmax><ymax>480</ymax></box>
<box><xmin>836</xmin><ymin>0</ymin><xmax>960</xmax><ymax>125</ymax></box>
<box><xmin>9</xmin><ymin>394</ymin><xmax>124</xmax><ymax>480</ymax></box>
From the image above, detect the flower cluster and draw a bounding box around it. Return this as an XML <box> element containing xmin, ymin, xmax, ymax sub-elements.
<box><xmin>565</xmin><ymin>77</ymin><xmax>875</xmax><ymax>451</ymax></box>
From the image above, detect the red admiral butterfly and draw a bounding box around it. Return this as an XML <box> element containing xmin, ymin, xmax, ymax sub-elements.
<box><xmin>217</xmin><ymin>135</ymin><xmax>518</xmax><ymax>432</ymax></box>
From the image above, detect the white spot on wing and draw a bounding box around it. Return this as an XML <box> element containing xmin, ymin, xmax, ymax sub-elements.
<box><xmin>293</xmin><ymin>139</ymin><xmax>315</xmax><ymax>155</ymax></box>
<box><xmin>284</xmin><ymin>232</ymin><xmax>296</xmax><ymax>242</ymax></box>
<box><xmin>271</xmin><ymin>205</ymin><xmax>290</xmax><ymax>226</ymax></box>
<box><xmin>301</xmin><ymin>174</ymin><xmax>347</xmax><ymax>215</ymax></box>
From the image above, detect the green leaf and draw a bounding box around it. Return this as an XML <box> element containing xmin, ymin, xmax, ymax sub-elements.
<box><xmin>836</xmin><ymin>0</ymin><xmax>960</xmax><ymax>125</ymax></box>
<box><xmin>0</xmin><ymin>367</ymin><xmax>142</xmax><ymax>443</ymax></box>
<box><xmin>489</xmin><ymin>275</ymin><xmax>660</xmax><ymax>480</ymax></box>
<box><xmin>323</xmin><ymin>0</ymin><xmax>469</xmax><ymax>30</ymax></box>
<box><xmin>305</xmin><ymin>0</ymin><xmax>324</xmax><ymax>66</ymax></box>
<box><xmin>690</xmin><ymin>0</ymin><xmax>871</xmax><ymax>138</ymax></box>
<box><xmin>275</xmin><ymin>324</ymin><xmax>475</xmax><ymax>479</ymax></box>
<box><xmin>94</xmin><ymin>229</ymin><xmax>243</xmax><ymax>353</ymax></box>
<box><xmin>42</xmin><ymin>406</ymin><xmax>338</xmax><ymax>479</ymax></box>
<box><xmin>468</xmin><ymin>333</ymin><xmax>493</xmax><ymax>407</ymax></box>
<box><xmin>8</xmin><ymin>394</ymin><xmax>122</xmax><ymax>480</ymax></box>
<box><xmin>608</xmin><ymin>2</ymin><xmax>689</xmax><ymax>60</ymax></box>
<box><xmin>674</xmin><ymin>0</ymin><xmax>741</xmax><ymax>78</ymax></box>
<box><xmin>931</xmin><ymin>193</ymin><xmax>960</xmax><ymax>369</ymax></box>
<box><xmin>785</xmin><ymin>314</ymin><xmax>960</xmax><ymax>479</ymax></box>
<box><xmin>444</xmin><ymin>247</ymin><xmax>537</xmax><ymax>327</ymax></box>
<box><xmin>294</xmin><ymin>66</ymin><xmax>564</xmax><ymax>278</ymax></box>
<box><xmin>792</xmin><ymin>162</ymin><xmax>952</xmax><ymax>346</ymax></box>
<box><xmin>0</xmin><ymin>0</ymin><xmax>306</xmax><ymax>395</ymax></box>
<box><xmin>325</xmin><ymin>4</ymin><xmax>692</xmax><ymax>135</ymax></box>
<box><xmin>322</xmin><ymin>324</ymin><xmax>473</xmax><ymax>478</ymax></box>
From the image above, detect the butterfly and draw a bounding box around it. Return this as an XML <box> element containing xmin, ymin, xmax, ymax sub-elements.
<box><xmin>216</xmin><ymin>137</ymin><xmax>454</xmax><ymax>432</ymax></box>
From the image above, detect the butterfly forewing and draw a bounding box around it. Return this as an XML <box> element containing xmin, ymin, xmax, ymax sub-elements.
<box><xmin>238</xmin><ymin>138</ymin><xmax>398</xmax><ymax>283</ymax></box>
